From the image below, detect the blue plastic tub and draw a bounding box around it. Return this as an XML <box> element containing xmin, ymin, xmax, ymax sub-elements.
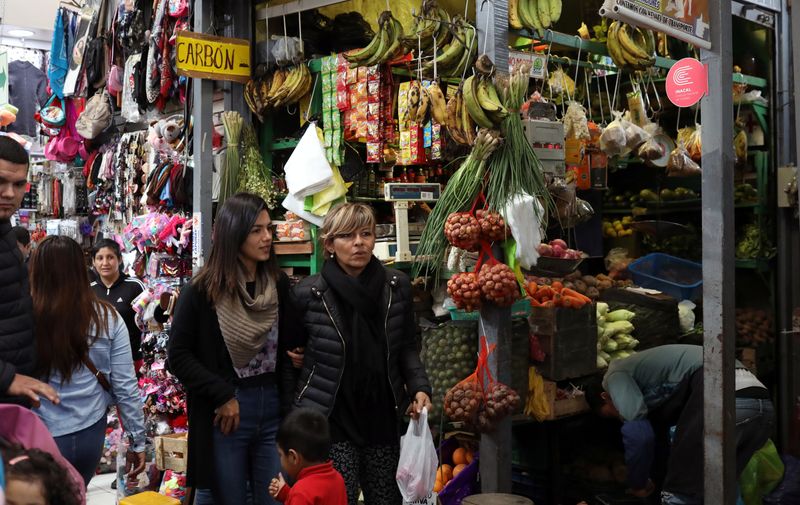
<box><xmin>628</xmin><ymin>253</ymin><xmax>703</xmax><ymax>301</ymax></box>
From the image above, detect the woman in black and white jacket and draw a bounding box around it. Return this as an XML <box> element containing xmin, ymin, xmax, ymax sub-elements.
<box><xmin>289</xmin><ymin>202</ymin><xmax>431</xmax><ymax>505</ymax></box>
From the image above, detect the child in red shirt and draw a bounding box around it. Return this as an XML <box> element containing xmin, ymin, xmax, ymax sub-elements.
<box><xmin>269</xmin><ymin>408</ymin><xmax>347</xmax><ymax>505</ymax></box>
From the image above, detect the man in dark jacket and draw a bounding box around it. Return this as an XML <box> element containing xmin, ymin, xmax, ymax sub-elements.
<box><xmin>0</xmin><ymin>136</ymin><xmax>58</xmax><ymax>407</ymax></box>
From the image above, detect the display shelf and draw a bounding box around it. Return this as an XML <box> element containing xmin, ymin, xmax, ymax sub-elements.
<box><xmin>270</xmin><ymin>139</ymin><xmax>300</xmax><ymax>151</ymax></box>
<box><xmin>512</xmin><ymin>29</ymin><xmax>768</xmax><ymax>88</ymax></box>
<box><xmin>735</xmin><ymin>258</ymin><xmax>773</xmax><ymax>271</ymax></box>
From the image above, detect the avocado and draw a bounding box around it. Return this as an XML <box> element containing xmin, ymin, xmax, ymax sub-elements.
<box><xmin>660</xmin><ymin>188</ymin><xmax>676</xmax><ymax>201</ymax></box>
<box><xmin>640</xmin><ymin>189</ymin><xmax>659</xmax><ymax>202</ymax></box>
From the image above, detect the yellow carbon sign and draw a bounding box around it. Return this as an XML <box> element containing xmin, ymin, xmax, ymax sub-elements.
<box><xmin>176</xmin><ymin>31</ymin><xmax>251</xmax><ymax>83</ymax></box>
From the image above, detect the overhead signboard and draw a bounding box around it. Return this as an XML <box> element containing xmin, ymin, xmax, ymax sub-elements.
<box><xmin>176</xmin><ymin>31</ymin><xmax>251</xmax><ymax>83</ymax></box>
<box><xmin>600</xmin><ymin>0</ymin><xmax>711</xmax><ymax>49</ymax></box>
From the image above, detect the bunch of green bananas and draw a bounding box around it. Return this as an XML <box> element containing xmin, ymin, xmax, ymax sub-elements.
<box><xmin>344</xmin><ymin>11</ymin><xmax>405</xmax><ymax>67</ymax></box>
<box><xmin>244</xmin><ymin>64</ymin><xmax>312</xmax><ymax>119</ymax></box>
<box><xmin>422</xmin><ymin>15</ymin><xmax>478</xmax><ymax>79</ymax></box>
<box><xmin>510</xmin><ymin>0</ymin><xmax>562</xmax><ymax>34</ymax></box>
<box><xmin>402</xmin><ymin>0</ymin><xmax>452</xmax><ymax>55</ymax></box>
<box><xmin>462</xmin><ymin>74</ymin><xmax>509</xmax><ymax>129</ymax></box>
<box><xmin>606</xmin><ymin>21</ymin><xmax>656</xmax><ymax>71</ymax></box>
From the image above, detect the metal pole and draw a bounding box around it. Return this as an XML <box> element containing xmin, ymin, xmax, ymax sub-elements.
<box><xmin>701</xmin><ymin>0</ymin><xmax>736</xmax><ymax>501</ymax></box>
<box><xmin>775</xmin><ymin>0</ymin><xmax>794</xmax><ymax>452</ymax></box>
<box><xmin>192</xmin><ymin>0</ymin><xmax>214</xmax><ymax>273</ymax></box>
<box><xmin>475</xmin><ymin>0</ymin><xmax>512</xmax><ymax>493</ymax></box>
<box><xmin>223</xmin><ymin>0</ymin><xmax>251</xmax><ymax>116</ymax></box>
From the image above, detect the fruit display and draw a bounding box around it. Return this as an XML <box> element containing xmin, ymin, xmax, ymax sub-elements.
<box><xmin>420</xmin><ymin>322</ymin><xmax>477</xmax><ymax>420</ymax></box>
<box><xmin>603</xmin><ymin>187</ymin><xmax>699</xmax><ymax>210</ymax></box>
<box><xmin>736</xmin><ymin>308</ymin><xmax>774</xmax><ymax>346</ymax></box>
<box><xmin>478</xmin><ymin>262</ymin><xmax>520</xmax><ymax>307</ymax></box>
<box><xmin>444</xmin><ymin>212</ymin><xmax>481</xmax><ymax>251</ymax></box>
<box><xmin>244</xmin><ymin>64</ymin><xmax>313</xmax><ymax>119</ymax></box>
<box><xmin>447</xmin><ymin>272</ymin><xmax>482</xmax><ymax>312</ymax></box>
<box><xmin>596</xmin><ymin>303</ymin><xmax>639</xmax><ymax>368</ymax></box>
<box><xmin>606</xmin><ymin>21</ymin><xmax>656</xmax><ymax>71</ymax></box>
<box><xmin>344</xmin><ymin>11</ymin><xmax>405</xmax><ymax>67</ymax></box>
<box><xmin>509</xmin><ymin>0</ymin><xmax>563</xmax><ymax>34</ymax></box>
<box><xmin>536</xmin><ymin>239</ymin><xmax>585</xmax><ymax>260</ymax></box>
<box><xmin>434</xmin><ymin>446</ymin><xmax>475</xmax><ymax>492</ymax></box>
<box><xmin>476</xmin><ymin>209</ymin><xmax>509</xmax><ymax>242</ymax></box>
<box><xmin>417</xmin><ymin>14</ymin><xmax>478</xmax><ymax>79</ymax></box>
<box><xmin>736</xmin><ymin>222</ymin><xmax>776</xmax><ymax>260</ymax></box>
<box><xmin>602</xmin><ymin>216</ymin><xmax>634</xmax><ymax>238</ymax></box>
<box><xmin>463</xmin><ymin>74</ymin><xmax>509</xmax><ymax>129</ymax></box>
<box><xmin>445</xmin><ymin>86</ymin><xmax>477</xmax><ymax>146</ymax></box>
<box><xmin>735</xmin><ymin>183</ymin><xmax>759</xmax><ymax>204</ymax></box>
<box><xmin>524</xmin><ymin>280</ymin><xmax>592</xmax><ymax>309</ymax></box>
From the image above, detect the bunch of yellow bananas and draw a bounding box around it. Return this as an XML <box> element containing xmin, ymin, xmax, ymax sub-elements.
<box><xmin>606</xmin><ymin>21</ymin><xmax>656</xmax><ymax>71</ymax></box>
<box><xmin>244</xmin><ymin>64</ymin><xmax>312</xmax><ymax>118</ymax></box>
<box><xmin>509</xmin><ymin>0</ymin><xmax>562</xmax><ymax>34</ymax></box>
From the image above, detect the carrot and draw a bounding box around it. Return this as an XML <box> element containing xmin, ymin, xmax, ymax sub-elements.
<box><xmin>562</xmin><ymin>295</ymin><xmax>586</xmax><ymax>309</ymax></box>
<box><xmin>553</xmin><ymin>293</ymin><xmax>563</xmax><ymax>307</ymax></box>
<box><xmin>551</xmin><ymin>281</ymin><xmax>564</xmax><ymax>292</ymax></box>
<box><xmin>541</xmin><ymin>301</ymin><xmax>555</xmax><ymax>308</ymax></box>
<box><xmin>526</xmin><ymin>282</ymin><xmax>538</xmax><ymax>297</ymax></box>
<box><xmin>538</xmin><ymin>286</ymin><xmax>555</xmax><ymax>301</ymax></box>
<box><xmin>561</xmin><ymin>288</ymin><xmax>591</xmax><ymax>304</ymax></box>
<box><xmin>530</xmin><ymin>298</ymin><xmax>542</xmax><ymax>307</ymax></box>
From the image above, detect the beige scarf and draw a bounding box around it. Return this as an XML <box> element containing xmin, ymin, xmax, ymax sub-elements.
<box><xmin>216</xmin><ymin>268</ymin><xmax>279</xmax><ymax>368</ymax></box>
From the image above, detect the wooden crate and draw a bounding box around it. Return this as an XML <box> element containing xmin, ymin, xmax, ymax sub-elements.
<box><xmin>528</xmin><ymin>305</ymin><xmax>597</xmax><ymax>381</ymax></box>
<box><xmin>155</xmin><ymin>433</ymin><xmax>188</xmax><ymax>472</ymax></box>
<box><xmin>274</xmin><ymin>241</ymin><xmax>314</xmax><ymax>255</ymax></box>
<box><xmin>543</xmin><ymin>380</ymin><xmax>590</xmax><ymax>420</ymax></box>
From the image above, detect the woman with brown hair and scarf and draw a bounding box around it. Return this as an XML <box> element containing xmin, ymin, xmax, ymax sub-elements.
<box><xmin>167</xmin><ymin>193</ymin><xmax>303</xmax><ymax>505</ymax></box>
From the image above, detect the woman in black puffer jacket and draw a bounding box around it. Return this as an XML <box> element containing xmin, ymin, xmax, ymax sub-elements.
<box><xmin>288</xmin><ymin>203</ymin><xmax>431</xmax><ymax>505</ymax></box>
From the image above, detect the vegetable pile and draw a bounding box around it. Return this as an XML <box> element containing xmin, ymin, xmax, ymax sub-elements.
<box><xmin>479</xmin><ymin>262</ymin><xmax>520</xmax><ymax>307</ymax></box>
<box><xmin>524</xmin><ymin>280</ymin><xmax>592</xmax><ymax>309</ymax></box>
<box><xmin>536</xmin><ymin>238</ymin><xmax>585</xmax><ymax>260</ymax></box>
<box><xmin>526</xmin><ymin>271</ymin><xmax>632</xmax><ymax>301</ymax></box>
<box><xmin>596</xmin><ymin>303</ymin><xmax>639</xmax><ymax>368</ymax></box>
<box><xmin>736</xmin><ymin>308</ymin><xmax>774</xmax><ymax>346</ymax></box>
<box><xmin>447</xmin><ymin>272</ymin><xmax>482</xmax><ymax>312</ymax></box>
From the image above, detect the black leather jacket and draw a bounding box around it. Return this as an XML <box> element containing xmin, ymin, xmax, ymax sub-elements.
<box><xmin>287</xmin><ymin>267</ymin><xmax>431</xmax><ymax>417</ymax></box>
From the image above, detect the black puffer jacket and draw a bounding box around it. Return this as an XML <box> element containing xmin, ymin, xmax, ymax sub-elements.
<box><xmin>288</xmin><ymin>267</ymin><xmax>431</xmax><ymax>417</ymax></box>
<box><xmin>0</xmin><ymin>221</ymin><xmax>35</xmax><ymax>399</ymax></box>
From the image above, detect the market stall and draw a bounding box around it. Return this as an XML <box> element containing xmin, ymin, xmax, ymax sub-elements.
<box><xmin>6</xmin><ymin>0</ymin><xmax>800</xmax><ymax>503</ymax></box>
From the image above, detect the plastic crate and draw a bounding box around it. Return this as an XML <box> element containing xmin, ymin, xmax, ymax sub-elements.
<box><xmin>449</xmin><ymin>298</ymin><xmax>532</xmax><ymax>321</ymax></box>
<box><xmin>628</xmin><ymin>253</ymin><xmax>702</xmax><ymax>301</ymax></box>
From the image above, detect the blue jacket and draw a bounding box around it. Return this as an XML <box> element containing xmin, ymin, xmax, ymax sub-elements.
<box><xmin>36</xmin><ymin>307</ymin><xmax>146</xmax><ymax>452</ymax></box>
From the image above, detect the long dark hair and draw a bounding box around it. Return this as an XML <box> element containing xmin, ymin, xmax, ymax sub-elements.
<box><xmin>194</xmin><ymin>192</ymin><xmax>279</xmax><ymax>303</ymax></box>
<box><xmin>30</xmin><ymin>236</ymin><xmax>113</xmax><ymax>382</ymax></box>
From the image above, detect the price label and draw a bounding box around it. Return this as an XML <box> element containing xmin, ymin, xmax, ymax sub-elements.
<box><xmin>509</xmin><ymin>51</ymin><xmax>548</xmax><ymax>80</ymax></box>
<box><xmin>421</xmin><ymin>192</ymin><xmax>434</xmax><ymax>200</ymax></box>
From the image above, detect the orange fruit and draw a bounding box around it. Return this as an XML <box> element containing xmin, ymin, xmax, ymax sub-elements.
<box><xmin>433</xmin><ymin>480</ymin><xmax>444</xmax><ymax>493</ymax></box>
<box><xmin>437</xmin><ymin>464</ymin><xmax>453</xmax><ymax>482</ymax></box>
<box><xmin>466</xmin><ymin>451</ymin><xmax>474</xmax><ymax>464</ymax></box>
<box><xmin>453</xmin><ymin>464</ymin><xmax>467</xmax><ymax>477</ymax></box>
<box><xmin>452</xmin><ymin>447</ymin><xmax>468</xmax><ymax>465</ymax></box>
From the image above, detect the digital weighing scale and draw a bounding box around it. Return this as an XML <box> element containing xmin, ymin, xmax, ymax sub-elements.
<box><xmin>381</xmin><ymin>183</ymin><xmax>441</xmax><ymax>263</ymax></box>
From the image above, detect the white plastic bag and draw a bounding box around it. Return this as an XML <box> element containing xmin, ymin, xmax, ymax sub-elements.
<box><xmin>284</xmin><ymin>124</ymin><xmax>333</xmax><ymax>198</ymax></box>
<box><xmin>502</xmin><ymin>193</ymin><xmax>545</xmax><ymax>270</ymax></box>
<box><xmin>396</xmin><ymin>408</ymin><xmax>438</xmax><ymax>504</ymax></box>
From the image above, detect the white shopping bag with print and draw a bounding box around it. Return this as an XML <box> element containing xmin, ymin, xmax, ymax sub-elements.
<box><xmin>396</xmin><ymin>407</ymin><xmax>438</xmax><ymax>505</ymax></box>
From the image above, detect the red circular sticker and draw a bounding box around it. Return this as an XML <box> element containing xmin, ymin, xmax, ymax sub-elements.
<box><xmin>666</xmin><ymin>58</ymin><xmax>708</xmax><ymax>108</ymax></box>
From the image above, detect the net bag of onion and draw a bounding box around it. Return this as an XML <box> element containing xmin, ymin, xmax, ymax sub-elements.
<box><xmin>476</xmin><ymin>209</ymin><xmax>510</xmax><ymax>242</ymax></box>
<box><xmin>447</xmin><ymin>272</ymin><xmax>482</xmax><ymax>312</ymax></box>
<box><xmin>478</xmin><ymin>260</ymin><xmax>521</xmax><ymax>307</ymax></box>
<box><xmin>443</xmin><ymin>337</ymin><xmax>521</xmax><ymax>433</ymax></box>
<box><xmin>444</xmin><ymin>212</ymin><xmax>481</xmax><ymax>251</ymax></box>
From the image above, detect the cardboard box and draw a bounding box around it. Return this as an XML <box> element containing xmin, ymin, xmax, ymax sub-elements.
<box><xmin>543</xmin><ymin>380</ymin><xmax>590</xmax><ymax>420</ymax></box>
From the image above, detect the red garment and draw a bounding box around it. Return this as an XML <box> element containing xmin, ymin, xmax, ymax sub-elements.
<box><xmin>275</xmin><ymin>461</ymin><xmax>347</xmax><ymax>505</ymax></box>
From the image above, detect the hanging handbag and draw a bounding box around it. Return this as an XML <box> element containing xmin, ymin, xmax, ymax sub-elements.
<box><xmin>36</xmin><ymin>94</ymin><xmax>67</xmax><ymax>129</ymax></box>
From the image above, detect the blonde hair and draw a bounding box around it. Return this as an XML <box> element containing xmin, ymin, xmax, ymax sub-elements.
<box><xmin>321</xmin><ymin>203</ymin><xmax>376</xmax><ymax>254</ymax></box>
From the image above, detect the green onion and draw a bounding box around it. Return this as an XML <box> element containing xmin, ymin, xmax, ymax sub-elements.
<box><xmin>486</xmin><ymin>64</ymin><xmax>553</xmax><ymax>217</ymax></box>
<box><xmin>413</xmin><ymin>129</ymin><xmax>503</xmax><ymax>280</ymax></box>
